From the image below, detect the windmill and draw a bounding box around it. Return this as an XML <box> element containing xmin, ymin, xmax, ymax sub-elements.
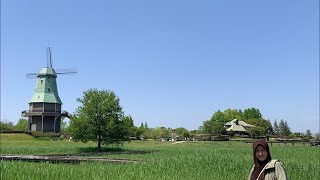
<box><xmin>21</xmin><ymin>47</ymin><xmax>76</xmax><ymax>133</ymax></box>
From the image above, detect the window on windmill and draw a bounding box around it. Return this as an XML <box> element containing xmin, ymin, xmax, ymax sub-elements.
<box><xmin>41</xmin><ymin>80</ymin><xmax>43</xmax><ymax>83</ymax></box>
<box><xmin>48</xmin><ymin>88</ymin><xmax>51</xmax><ymax>92</ymax></box>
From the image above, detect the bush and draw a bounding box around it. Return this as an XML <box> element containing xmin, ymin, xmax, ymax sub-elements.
<box><xmin>28</xmin><ymin>131</ymin><xmax>60</xmax><ymax>138</ymax></box>
<box><xmin>213</xmin><ymin>135</ymin><xmax>230</xmax><ymax>141</ymax></box>
<box><xmin>0</xmin><ymin>130</ymin><xmax>26</xmax><ymax>134</ymax></box>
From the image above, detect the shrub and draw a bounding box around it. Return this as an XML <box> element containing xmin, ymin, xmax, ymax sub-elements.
<box><xmin>0</xmin><ymin>130</ymin><xmax>26</xmax><ymax>134</ymax></box>
<box><xmin>28</xmin><ymin>131</ymin><xmax>60</xmax><ymax>139</ymax></box>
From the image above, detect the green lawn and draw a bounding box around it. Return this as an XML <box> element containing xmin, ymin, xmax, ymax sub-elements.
<box><xmin>0</xmin><ymin>133</ymin><xmax>37</xmax><ymax>141</ymax></box>
<box><xmin>0</xmin><ymin>134</ymin><xmax>319</xmax><ymax>180</ymax></box>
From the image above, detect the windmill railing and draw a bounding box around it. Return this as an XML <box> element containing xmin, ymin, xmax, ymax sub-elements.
<box><xmin>21</xmin><ymin>110</ymin><xmax>70</xmax><ymax>118</ymax></box>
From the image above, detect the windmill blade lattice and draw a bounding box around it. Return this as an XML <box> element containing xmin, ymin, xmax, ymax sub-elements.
<box><xmin>55</xmin><ymin>68</ymin><xmax>77</xmax><ymax>75</ymax></box>
<box><xmin>26</xmin><ymin>73</ymin><xmax>38</xmax><ymax>79</ymax></box>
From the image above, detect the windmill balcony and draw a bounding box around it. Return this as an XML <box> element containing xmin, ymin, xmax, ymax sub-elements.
<box><xmin>21</xmin><ymin>110</ymin><xmax>69</xmax><ymax>117</ymax></box>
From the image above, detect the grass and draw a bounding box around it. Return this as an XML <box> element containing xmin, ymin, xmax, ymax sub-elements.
<box><xmin>0</xmin><ymin>133</ymin><xmax>36</xmax><ymax>141</ymax></box>
<box><xmin>0</xmin><ymin>134</ymin><xmax>319</xmax><ymax>180</ymax></box>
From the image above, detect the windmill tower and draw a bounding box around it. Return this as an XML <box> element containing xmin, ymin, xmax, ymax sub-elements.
<box><xmin>21</xmin><ymin>47</ymin><xmax>76</xmax><ymax>133</ymax></box>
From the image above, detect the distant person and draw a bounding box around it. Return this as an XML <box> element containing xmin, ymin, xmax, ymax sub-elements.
<box><xmin>248</xmin><ymin>139</ymin><xmax>288</xmax><ymax>180</ymax></box>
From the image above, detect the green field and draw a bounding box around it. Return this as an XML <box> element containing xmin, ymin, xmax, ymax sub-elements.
<box><xmin>0</xmin><ymin>134</ymin><xmax>319</xmax><ymax>180</ymax></box>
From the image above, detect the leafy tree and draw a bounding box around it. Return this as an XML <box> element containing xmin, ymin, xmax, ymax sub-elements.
<box><xmin>174</xmin><ymin>127</ymin><xmax>190</xmax><ymax>138</ymax></box>
<box><xmin>224</xmin><ymin>109</ymin><xmax>244</xmax><ymax>121</ymax></box>
<box><xmin>14</xmin><ymin>118</ymin><xmax>28</xmax><ymax>131</ymax></box>
<box><xmin>315</xmin><ymin>133</ymin><xmax>320</xmax><ymax>141</ymax></box>
<box><xmin>203</xmin><ymin>120</ymin><xmax>226</xmax><ymax>135</ymax></box>
<box><xmin>306</xmin><ymin>130</ymin><xmax>313</xmax><ymax>139</ymax></box>
<box><xmin>210</xmin><ymin>110</ymin><xmax>229</xmax><ymax>123</ymax></box>
<box><xmin>210</xmin><ymin>108</ymin><xmax>263</xmax><ymax>125</ymax></box>
<box><xmin>0</xmin><ymin>120</ymin><xmax>14</xmax><ymax>130</ymax></box>
<box><xmin>245</xmin><ymin>118</ymin><xmax>272</xmax><ymax>136</ymax></box>
<box><xmin>243</xmin><ymin>108</ymin><xmax>262</xmax><ymax>119</ymax></box>
<box><xmin>151</xmin><ymin>127</ymin><xmax>169</xmax><ymax>140</ymax></box>
<box><xmin>135</xmin><ymin>126</ymin><xmax>146</xmax><ymax>140</ymax></box>
<box><xmin>60</xmin><ymin>120</ymin><xmax>69</xmax><ymax>133</ymax></box>
<box><xmin>203</xmin><ymin>120</ymin><xmax>214</xmax><ymax>134</ymax></box>
<box><xmin>133</xmin><ymin>122</ymin><xmax>147</xmax><ymax>139</ymax></box>
<box><xmin>190</xmin><ymin>129</ymin><xmax>202</xmax><ymax>135</ymax></box>
<box><xmin>138</xmin><ymin>122</ymin><xmax>151</xmax><ymax>139</ymax></box>
<box><xmin>69</xmin><ymin>89</ymin><xmax>130</xmax><ymax>151</ymax></box>
<box><xmin>292</xmin><ymin>132</ymin><xmax>304</xmax><ymax>138</ymax></box>
<box><xmin>122</xmin><ymin>115</ymin><xmax>135</xmax><ymax>137</ymax></box>
<box><xmin>250</xmin><ymin>126</ymin><xmax>265</xmax><ymax>138</ymax></box>
<box><xmin>151</xmin><ymin>128</ymin><xmax>161</xmax><ymax>141</ymax></box>
<box><xmin>182</xmin><ymin>131</ymin><xmax>190</xmax><ymax>138</ymax></box>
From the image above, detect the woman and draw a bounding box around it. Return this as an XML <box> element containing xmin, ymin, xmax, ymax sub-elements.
<box><xmin>248</xmin><ymin>139</ymin><xmax>288</xmax><ymax>180</ymax></box>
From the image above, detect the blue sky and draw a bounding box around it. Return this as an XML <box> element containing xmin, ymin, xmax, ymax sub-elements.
<box><xmin>1</xmin><ymin>0</ymin><xmax>319</xmax><ymax>133</ymax></box>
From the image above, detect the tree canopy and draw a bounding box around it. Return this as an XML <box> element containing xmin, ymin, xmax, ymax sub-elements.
<box><xmin>203</xmin><ymin>120</ymin><xmax>226</xmax><ymax>135</ymax></box>
<box><xmin>277</xmin><ymin>119</ymin><xmax>291</xmax><ymax>136</ymax></box>
<box><xmin>243</xmin><ymin>108</ymin><xmax>262</xmax><ymax>119</ymax></box>
<box><xmin>0</xmin><ymin>121</ymin><xmax>14</xmax><ymax>130</ymax></box>
<box><xmin>69</xmin><ymin>89</ymin><xmax>132</xmax><ymax>151</ymax></box>
<box><xmin>14</xmin><ymin>118</ymin><xmax>28</xmax><ymax>131</ymax></box>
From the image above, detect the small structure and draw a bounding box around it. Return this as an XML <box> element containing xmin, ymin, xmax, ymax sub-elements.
<box><xmin>224</xmin><ymin>119</ymin><xmax>255</xmax><ymax>135</ymax></box>
<box><xmin>21</xmin><ymin>47</ymin><xmax>75</xmax><ymax>133</ymax></box>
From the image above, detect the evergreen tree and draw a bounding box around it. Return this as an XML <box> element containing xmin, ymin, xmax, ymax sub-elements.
<box><xmin>267</xmin><ymin>119</ymin><xmax>274</xmax><ymax>135</ymax></box>
<box><xmin>273</xmin><ymin>119</ymin><xmax>279</xmax><ymax>135</ymax></box>
<box><xmin>278</xmin><ymin>119</ymin><xmax>285</xmax><ymax>135</ymax></box>
<box><xmin>283</xmin><ymin>120</ymin><xmax>291</xmax><ymax>135</ymax></box>
<box><xmin>278</xmin><ymin>119</ymin><xmax>291</xmax><ymax>136</ymax></box>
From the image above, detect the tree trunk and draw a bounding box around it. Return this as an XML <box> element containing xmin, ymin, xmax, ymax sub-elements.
<box><xmin>97</xmin><ymin>135</ymin><xmax>101</xmax><ymax>152</ymax></box>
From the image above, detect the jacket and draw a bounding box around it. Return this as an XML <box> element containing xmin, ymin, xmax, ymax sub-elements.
<box><xmin>248</xmin><ymin>159</ymin><xmax>288</xmax><ymax>180</ymax></box>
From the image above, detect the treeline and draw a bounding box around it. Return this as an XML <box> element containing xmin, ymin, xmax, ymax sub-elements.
<box><xmin>204</xmin><ymin>108</ymin><xmax>267</xmax><ymax>136</ymax></box>
<box><xmin>205</xmin><ymin>108</ymin><xmax>317</xmax><ymax>140</ymax></box>
<box><xmin>0</xmin><ymin>89</ymin><xmax>317</xmax><ymax>144</ymax></box>
<box><xmin>0</xmin><ymin>118</ymin><xmax>28</xmax><ymax>131</ymax></box>
<box><xmin>0</xmin><ymin>108</ymin><xmax>317</xmax><ymax>141</ymax></box>
<box><xmin>124</xmin><ymin>122</ymin><xmax>191</xmax><ymax>141</ymax></box>
<box><xmin>115</xmin><ymin>107</ymin><xmax>316</xmax><ymax>140</ymax></box>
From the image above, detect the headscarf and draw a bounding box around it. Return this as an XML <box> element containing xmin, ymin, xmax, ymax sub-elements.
<box><xmin>250</xmin><ymin>139</ymin><xmax>272</xmax><ymax>180</ymax></box>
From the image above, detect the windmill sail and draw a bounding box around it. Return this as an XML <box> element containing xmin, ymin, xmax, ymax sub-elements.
<box><xmin>55</xmin><ymin>68</ymin><xmax>77</xmax><ymax>75</ymax></box>
<box><xmin>47</xmin><ymin>47</ymin><xmax>53</xmax><ymax>68</ymax></box>
<box><xmin>26</xmin><ymin>47</ymin><xmax>77</xmax><ymax>78</ymax></box>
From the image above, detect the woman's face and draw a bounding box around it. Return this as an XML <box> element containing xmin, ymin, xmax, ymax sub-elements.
<box><xmin>255</xmin><ymin>145</ymin><xmax>268</xmax><ymax>161</ymax></box>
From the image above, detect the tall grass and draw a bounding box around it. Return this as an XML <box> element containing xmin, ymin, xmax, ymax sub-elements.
<box><xmin>0</xmin><ymin>135</ymin><xmax>319</xmax><ymax>179</ymax></box>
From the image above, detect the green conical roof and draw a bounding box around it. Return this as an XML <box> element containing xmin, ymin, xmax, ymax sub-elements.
<box><xmin>30</xmin><ymin>67</ymin><xmax>62</xmax><ymax>104</ymax></box>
